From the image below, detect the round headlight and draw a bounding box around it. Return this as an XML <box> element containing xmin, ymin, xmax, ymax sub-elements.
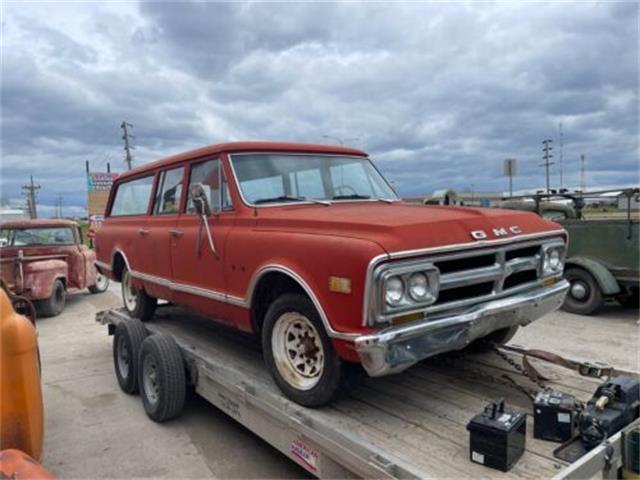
<box><xmin>548</xmin><ymin>249</ymin><xmax>562</xmax><ymax>271</ymax></box>
<box><xmin>385</xmin><ymin>276</ymin><xmax>404</xmax><ymax>305</ymax></box>
<box><xmin>408</xmin><ymin>273</ymin><xmax>429</xmax><ymax>301</ymax></box>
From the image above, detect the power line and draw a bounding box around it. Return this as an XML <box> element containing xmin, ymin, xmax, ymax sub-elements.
<box><xmin>580</xmin><ymin>154</ymin><xmax>586</xmax><ymax>193</ymax></box>
<box><xmin>539</xmin><ymin>139</ymin><xmax>554</xmax><ymax>196</ymax></box>
<box><xmin>121</xmin><ymin>121</ymin><xmax>135</xmax><ymax>170</ymax></box>
<box><xmin>21</xmin><ymin>176</ymin><xmax>41</xmax><ymax>219</ymax></box>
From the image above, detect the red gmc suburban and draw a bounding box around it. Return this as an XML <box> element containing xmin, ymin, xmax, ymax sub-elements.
<box><xmin>95</xmin><ymin>142</ymin><xmax>569</xmax><ymax>406</ymax></box>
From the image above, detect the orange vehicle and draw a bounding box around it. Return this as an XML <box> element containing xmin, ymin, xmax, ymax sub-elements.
<box><xmin>0</xmin><ymin>287</ymin><xmax>44</xmax><ymax>460</ymax></box>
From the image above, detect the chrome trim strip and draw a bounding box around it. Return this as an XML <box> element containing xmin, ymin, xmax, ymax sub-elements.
<box><xmin>95</xmin><ymin>260</ymin><xmax>112</xmax><ymax>272</ymax></box>
<box><xmin>362</xmin><ymin>229</ymin><xmax>567</xmax><ymax>326</ymax></box>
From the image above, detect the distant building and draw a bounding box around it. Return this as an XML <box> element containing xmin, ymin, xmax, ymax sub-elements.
<box><xmin>426</xmin><ymin>189</ymin><xmax>504</xmax><ymax>207</ymax></box>
<box><xmin>0</xmin><ymin>206</ymin><xmax>28</xmax><ymax>222</ymax></box>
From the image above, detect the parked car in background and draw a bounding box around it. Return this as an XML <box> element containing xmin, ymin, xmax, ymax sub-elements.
<box><xmin>497</xmin><ymin>189</ymin><xmax>639</xmax><ymax>314</ymax></box>
<box><xmin>0</xmin><ymin>219</ymin><xmax>109</xmax><ymax>317</ymax></box>
<box><xmin>96</xmin><ymin>141</ymin><xmax>569</xmax><ymax>406</ymax></box>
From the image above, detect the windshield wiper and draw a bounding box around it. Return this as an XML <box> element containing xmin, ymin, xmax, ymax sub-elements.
<box><xmin>254</xmin><ymin>195</ymin><xmax>330</xmax><ymax>206</ymax></box>
<box><xmin>332</xmin><ymin>194</ymin><xmax>371</xmax><ymax>200</ymax></box>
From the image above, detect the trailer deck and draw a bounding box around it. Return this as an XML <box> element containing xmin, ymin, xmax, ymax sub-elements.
<box><xmin>97</xmin><ymin>306</ymin><xmax>637</xmax><ymax>479</ymax></box>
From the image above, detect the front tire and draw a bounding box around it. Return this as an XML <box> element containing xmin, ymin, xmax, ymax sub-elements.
<box><xmin>89</xmin><ymin>272</ymin><xmax>110</xmax><ymax>294</ymax></box>
<box><xmin>562</xmin><ymin>268</ymin><xmax>604</xmax><ymax>315</ymax></box>
<box><xmin>262</xmin><ymin>293</ymin><xmax>349</xmax><ymax>407</ymax></box>
<box><xmin>37</xmin><ymin>279</ymin><xmax>66</xmax><ymax>317</ymax></box>
<box><xmin>121</xmin><ymin>267</ymin><xmax>157</xmax><ymax>321</ymax></box>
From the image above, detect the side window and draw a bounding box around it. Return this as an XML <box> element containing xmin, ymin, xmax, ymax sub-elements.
<box><xmin>110</xmin><ymin>176</ymin><xmax>154</xmax><ymax>216</ymax></box>
<box><xmin>186</xmin><ymin>158</ymin><xmax>233</xmax><ymax>213</ymax></box>
<box><xmin>154</xmin><ymin>167</ymin><xmax>184</xmax><ymax>215</ymax></box>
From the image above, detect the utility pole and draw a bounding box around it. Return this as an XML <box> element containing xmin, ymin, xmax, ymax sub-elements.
<box><xmin>55</xmin><ymin>194</ymin><xmax>63</xmax><ymax>218</ymax></box>
<box><xmin>504</xmin><ymin>158</ymin><xmax>517</xmax><ymax>198</ymax></box>
<box><xmin>540</xmin><ymin>139</ymin><xmax>554</xmax><ymax>196</ymax></box>
<box><xmin>558</xmin><ymin>122</ymin><xmax>564</xmax><ymax>190</ymax></box>
<box><xmin>580</xmin><ymin>154</ymin><xmax>586</xmax><ymax>193</ymax></box>
<box><xmin>121</xmin><ymin>121</ymin><xmax>134</xmax><ymax>170</ymax></box>
<box><xmin>21</xmin><ymin>176</ymin><xmax>41</xmax><ymax>219</ymax></box>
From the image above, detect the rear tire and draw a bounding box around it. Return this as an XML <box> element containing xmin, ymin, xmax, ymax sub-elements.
<box><xmin>36</xmin><ymin>279</ymin><xmax>66</xmax><ymax>317</ymax></box>
<box><xmin>138</xmin><ymin>334</ymin><xmax>186</xmax><ymax>422</ymax></box>
<box><xmin>121</xmin><ymin>267</ymin><xmax>157</xmax><ymax>321</ymax></box>
<box><xmin>262</xmin><ymin>293</ymin><xmax>350</xmax><ymax>407</ymax></box>
<box><xmin>562</xmin><ymin>268</ymin><xmax>603</xmax><ymax>315</ymax></box>
<box><xmin>467</xmin><ymin>326</ymin><xmax>519</xmax><ymax>352</ymax></box>
<box><xmin>113</xmin><ymin>319</ymin><xmax>148</xmax><ymax>394</ymax></box>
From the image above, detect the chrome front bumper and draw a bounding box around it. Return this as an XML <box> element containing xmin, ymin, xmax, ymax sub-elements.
<box><xmin>355</xmin><ymin>279</ymin><xmax>570</xmax><ymax>377</ymax></box>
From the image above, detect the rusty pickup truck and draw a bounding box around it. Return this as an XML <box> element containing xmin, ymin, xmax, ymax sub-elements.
<box><xmin>0</xmin><ymin>219</ymin><xmax>109</xmax><ymax>317</ymax></box>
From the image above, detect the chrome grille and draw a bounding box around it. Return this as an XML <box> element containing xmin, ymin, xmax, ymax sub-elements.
<box><xmin>427</xmin><ymin>241</ymin><xmax>544</xmax><ymax>314</ymax></box>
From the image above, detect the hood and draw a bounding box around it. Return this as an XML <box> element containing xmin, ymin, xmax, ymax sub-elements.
<box><xmin>254</xmin><ymin>202</ymin><xmax>564</xmax><ymax>254</ymax></box>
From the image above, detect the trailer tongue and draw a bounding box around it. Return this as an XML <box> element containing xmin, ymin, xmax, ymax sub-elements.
<box><xmin>97</xmin><ymin>306</ymin><xmax>638</xmax><ymax>479</ymax></box>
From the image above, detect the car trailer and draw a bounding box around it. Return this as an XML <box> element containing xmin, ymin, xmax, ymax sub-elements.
<box><xmin>97</xmin><ymin>305</ymin><xmax>639</xmax><ymax>479</ymax></box>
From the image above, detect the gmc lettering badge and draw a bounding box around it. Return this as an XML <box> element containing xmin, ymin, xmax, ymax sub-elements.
<box><xmin>471</xmin><ymin>226</ymin><xmax>522</xmax><ymax>240</ymax></box>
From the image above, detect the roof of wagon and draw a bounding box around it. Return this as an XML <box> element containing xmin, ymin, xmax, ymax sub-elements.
<box><xmin>118</xmin><ymin>141</ymin><xmax>368</xmax><ymax>181</ymax></box>
<box><xmin>0</xmin><ymin>219</ymin><xmax>79</xmax><ymax>229</ymax></box>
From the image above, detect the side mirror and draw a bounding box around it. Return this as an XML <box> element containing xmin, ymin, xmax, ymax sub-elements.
<box><xmin>190</xmin><ymin>182</ymin><xmax>211</xmax><ymax>216</ymax></box>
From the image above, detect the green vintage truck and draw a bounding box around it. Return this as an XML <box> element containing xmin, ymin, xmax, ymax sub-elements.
<box><xmin>499</xmin><ymin>188</ymin><xmax>639</xmax><ymax>315</ymax></box>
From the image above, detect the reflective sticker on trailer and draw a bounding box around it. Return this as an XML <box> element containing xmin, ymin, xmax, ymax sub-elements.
<box><xmin>290</xmin><ymin>439</ymin><xmax>319</xmax><ymax>472</ymax></box>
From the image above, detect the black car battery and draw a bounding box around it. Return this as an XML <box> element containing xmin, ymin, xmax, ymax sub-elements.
<box><xmin>467</xmin><ymin>399</ymin><xmax>527</xmax><ymax>472</ymax></box>
<box><xmin>580</xmin><ymin>376</ymin><xmax>640</xmax><ymax>449</ymax></box>
<box><xmin>534</xmin><ymin>390</ymin><xmax>578</xmax><ymax>442</ymax></box>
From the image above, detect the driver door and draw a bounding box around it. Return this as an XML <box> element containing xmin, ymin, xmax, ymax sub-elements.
<box><xmin>170</xmin><ymin>157</ymin><xmax>235</xmax><ymax>323</ymax></box>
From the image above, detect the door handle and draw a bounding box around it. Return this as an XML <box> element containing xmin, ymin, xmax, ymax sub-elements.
<box><xmin>138</xmin><ymin>228</ymin><xmax>149</xmax><ymax>236</ymax></box>
<box><xmin>169</xmin><ymin>229</ymin><xmax>183</xmax><ymax>237</ymax></box>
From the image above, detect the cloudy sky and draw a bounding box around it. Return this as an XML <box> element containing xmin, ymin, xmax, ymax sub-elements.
<box><xmin>1</xmin><ymin>1</ymin><xmax>638</xmax><ymax>217</ymax></box>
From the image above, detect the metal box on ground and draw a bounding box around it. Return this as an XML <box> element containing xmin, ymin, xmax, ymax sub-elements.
<box><xmin>467</xmin><ymin>399</ymin><xmax>527</xmax><ymax>472</ymax></box>
<box><xmin>534</xmin><ymin>390</ymin><xmax>578</xmax><ymax>442</ymax></box>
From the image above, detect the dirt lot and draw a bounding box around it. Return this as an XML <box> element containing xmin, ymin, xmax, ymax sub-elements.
<box><xmin>38</xmin><ymin>284</ymin><xmax>638</xmax><ymax>478</ymax></box>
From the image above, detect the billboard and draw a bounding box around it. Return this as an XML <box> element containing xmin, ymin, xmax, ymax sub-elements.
<box><xmin>87</xmin><ymin>172</ymin><xmax>118</xmax><ymax>237</ymax></box>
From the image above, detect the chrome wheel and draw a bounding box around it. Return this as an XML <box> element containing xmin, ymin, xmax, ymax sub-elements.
<box><xmin>116</xmin><ymin>335</ymin><xmax>130</xmax><ymax>379</ymax></box>
<box><xmin>122</xmin><ymin>270</ymin><xmax>138</xmax><ymax>312</ymax></box>
<box><xmin>272</xmin><ymin>312</ymin><xmax>324</xmax><ymax>390</ymax></box>
<box><xmin>142</xmin><ymin>354</ymin><xmax>160</xmax><ymax>406</ymax></box>
<box><xmin>570</xmin><ymin>280</ymin><xmax>588</xmax><ymax>300</ymax></box>
<box><xmin>95</xmin><ymin>273</ymin><xmax>109</xmax><ymax>291</ymax></box>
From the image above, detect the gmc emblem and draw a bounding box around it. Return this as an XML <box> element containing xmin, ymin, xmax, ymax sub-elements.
<box><xmin>471</xmin><ymin>226</ymin><xmax>522</xmax><ymax>240</ymax></box>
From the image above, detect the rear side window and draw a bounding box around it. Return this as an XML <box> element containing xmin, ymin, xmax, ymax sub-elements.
<box><xmin>110</xmin><ymin>176</ymin><xmax>154</xmax><ymax>216</ymax></box>
<box><xmin>153</xmin><ymin>167</ymin><xmax>184</xmax><ymax>215</ymax></box>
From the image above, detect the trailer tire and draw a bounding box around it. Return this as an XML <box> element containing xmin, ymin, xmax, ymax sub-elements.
<box><xmin>262</xmin><ymin>293</ymin><xmax>349</xmax><ymax>407</ymax></box>
<box><xmin>113</xmin><ymin>319</ymin><xmax>147</xmax><ymax>394</ymax></box>
<box><xmin>138</xmin><ymin>334</ymin><xmax>186</xmax><ymax>422</ymax></box>
<box><xmin>121</xmin><ymin>267</ymin><xmax>157</xmax><ymax>321</ymax></box>
<box><xmin>562</xmin><ymin>268</ymin><xmax>603</xmax><ymax>315</ymax></box>
<box><xmin>37</xmin><ymin>279</ymin><xmax>66</xmax><ymax>317</ymax></box>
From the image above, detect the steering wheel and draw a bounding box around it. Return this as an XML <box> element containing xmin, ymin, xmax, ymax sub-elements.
<box><xmin>334</xmin><ymin>185</ymin><xmax>357</xmax><ymax>196</ymax></box>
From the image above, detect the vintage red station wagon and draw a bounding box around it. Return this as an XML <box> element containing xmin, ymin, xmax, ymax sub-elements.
<box><xmin>95</xmin><ymin>142</ymin><xmax>569</xmax><ymax>406</ymax></box>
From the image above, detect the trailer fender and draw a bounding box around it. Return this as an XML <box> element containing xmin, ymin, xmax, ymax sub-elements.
<box><xmin>565</xmin><ymin>257</ymin><xmax>620</xmax><ymax>295</ymax></box>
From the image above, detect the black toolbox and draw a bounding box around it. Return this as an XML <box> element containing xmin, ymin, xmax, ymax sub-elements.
<box><xmin>534</xmin><ymin>390</ymin><xmax>578</xmax><ymax>442</ymax></box>
<box><xmin>467</xmin><ymin>399</ymin><xmax>527</xmax><ymax>471</ymax></box>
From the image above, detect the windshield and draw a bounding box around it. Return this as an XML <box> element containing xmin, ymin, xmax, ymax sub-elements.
<box><xmin>231</xmin><ymin>154</ymin><xmax>398</xmax><ymax>205</ymax></box>
<box><xmin>2</xmin><ymin>227</ymin><xmax>75</xmax><ymax>246</ymax></box>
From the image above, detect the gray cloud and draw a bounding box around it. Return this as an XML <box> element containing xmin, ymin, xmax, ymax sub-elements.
<box><xmin>1</xmin><ymin>1</ymin><xmax>637</xmax><ymax>216</ymax></box>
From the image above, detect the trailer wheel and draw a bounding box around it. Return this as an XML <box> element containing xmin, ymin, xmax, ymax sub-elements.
<box><xmin>121</xmin><ymin>267</ymin><xmax>157</xmax><ymax>321</ymax></box>
<box><xmin>113</xmin><ymin>319</ymin><xmax>147</xmax><ymax>394</ymax></box>
<box><xmin>562</xmin><ymin>268</ymin><xmax>603</xmax><ymax>315</ymax></box>
<box><xmin>36</xmin><ymin>279</ymin><xmax>66</xmax><ymax>317</ymax></box>
<box><xmin>88</xmin><ymin>273</ymin><xmax>110</xmax><ymax>294</ymax></box>
<box><xmin>138</xmin><ymin>334</ymin><xmax>186</xmax><ymax>422</ymax></box>
<box><xmin>262</xmin><ymin>293</ymin><xmax>349</xmax><ymax>407</ymax></box>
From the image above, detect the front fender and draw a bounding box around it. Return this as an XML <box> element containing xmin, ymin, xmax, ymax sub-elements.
<box><xmin>23</xmin><ymin>260</ymin><xmax>68</xmax><ymax>300</ymax></box>
<box><xmin>565</xmin><ymin>256</ymin><xmax>620</xmax><ymax>295</ymax></box>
